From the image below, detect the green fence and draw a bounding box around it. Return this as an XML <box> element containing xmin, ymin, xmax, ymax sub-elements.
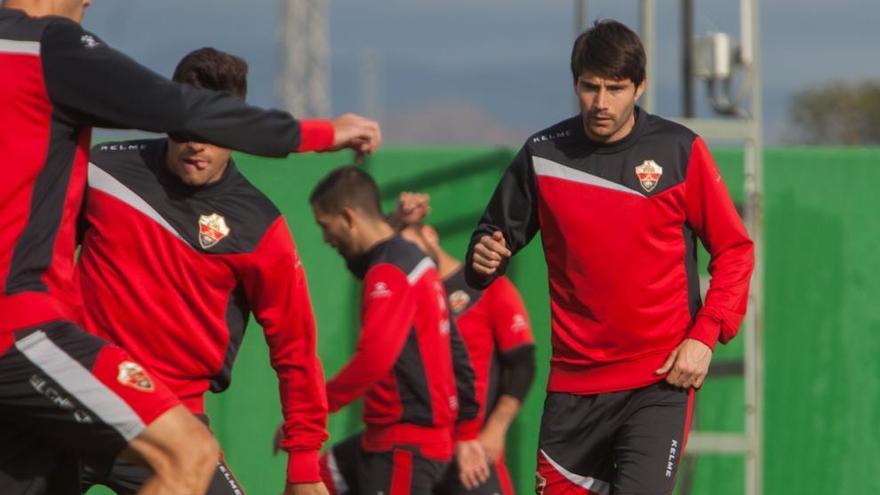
<box><xmin>87</xmin><ymin>147</ymin><xmax>880</xmax><ymax>495</ymax></box>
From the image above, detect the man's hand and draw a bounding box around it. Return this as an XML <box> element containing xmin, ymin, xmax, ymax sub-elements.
<box><xmin>655</xmin><ymin>338</ymin><xmax>713</xmax><ymax>388</ymax></box>
<box><xmin>478</xmin><ymin>424</ymin><xmax>505</xmax><ymax>463</ymax></box>
<box><xmin>471</xmin><ymin>231</ymin><xmax>511</xmax><ymax>276</ymax></box>
<box><xmin>391</xmin><ymin>192</ymin><xmax>430</xmax><ymax>228</ymax></box>
<box><xmin>327</xmin><ymin>113</ymin><xmax>382</xmax><ymax>155</ymax></box>
<box><xmin>283</xmin><ymin>482</ymin><xmax>330</xmax><ymax>495</ymax></box>
<box><xmin>455</xmin><ymin>440</ymin><xmax>490</xmax><ymax>490</ymax></box>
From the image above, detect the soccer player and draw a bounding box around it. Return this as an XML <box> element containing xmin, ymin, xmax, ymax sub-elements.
<box><xmin>309</xmin><ymin>167</ymin><xmax>483</xmax><ymax>495</ymax></box>
<box><xmin>395</xmin><ymin>194</ymin><xmax>536</xmax><ymax>495</ymax></box>
<box><xmin>0</xmin><ymin>1</ymin><xmax>379</xmax><ymax>493</ymax></box>
<box><xmin>466</xmin><ymin>20</ymin><xmax>755</xmax><ymax>495</ymax></box>
<box><xmin>75</xmin><ymin>48</ymin><xmax>330</xmax><ymax>495</ymax></box>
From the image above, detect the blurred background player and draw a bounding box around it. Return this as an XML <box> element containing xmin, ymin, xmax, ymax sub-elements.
<box><xmin>75</xmin><ymin>48</ymin><xmax>329</xmax><ymax>495</ymax></box>
<box><xmin>0</xmin><ymin>0</ymin><xmax>379</xmax><ymax>493</ymax></box>
<box><xmin>394</xmin><ymin>192</ymin><xmax>536</xmax><ymax>495</ymax></box>
<box><xmin>466</xmin><ymin>20</ymin><xmax>754</xmax><ymax>495</ymax></box>
<box><xmin>309</xmin><ymin>167</ymin><xmax>485</xmax><ymax>495</ymax></box>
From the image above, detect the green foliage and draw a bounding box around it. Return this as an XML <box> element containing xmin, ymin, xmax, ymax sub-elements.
<box><xmin>789</xmin><ymin>80</ymin><xmax>880</xmax><ymax>144</ymax></box>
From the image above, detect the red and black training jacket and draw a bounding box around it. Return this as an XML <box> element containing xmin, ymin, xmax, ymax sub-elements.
<box><xmin>0</xmin><ymin>8</ymin><xmax>332</xmax><ymax>345</ymax></box>
<box><xmin>443</xmin><ymin>268</ymin><xmax>535</xmax><ymax>440</ymax></box>
<box><xmin>327</xmin><ymin>235</ymin><xmax>479</xmax><ymax>461</ymax></box>
<box><xmin>76</xmin><ymin>139</ymin><xmax>328</xmax><ymax>482</ymax></box>
<box><xmin>466</xmin><ymin>108</ymin><xmax>754</xmax><ymax>395</ymax></box>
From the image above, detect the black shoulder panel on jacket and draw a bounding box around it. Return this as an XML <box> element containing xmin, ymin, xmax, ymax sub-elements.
<box><xmin>88</xmin><ymin>139</ymin><xmax>280</xmax><ymax>254</ymax></box>
<box><xmin>526</xmin><ymin>109</ymin><xmax>699</xmax><ymax>197</ymax></box>
<box><xmin>0</xmin><ymin>7</ymin><xmax>58</xmax><ymax>40</ymax></box>
<box><xmin>368</xmin><ymin>235</ymin><xmax>432</xmax><ymax>276</ymax></box>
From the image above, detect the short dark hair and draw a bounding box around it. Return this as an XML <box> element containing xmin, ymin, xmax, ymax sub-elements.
<box><xmin>570</xmin><ymin>20</ymin><xmax>646</xmax><ymax>86</ymax></box>
<box><xmin>310</xmin><ymin>166</ymin><xmax>383</xmax><ymax>218</ymax></box>
<box><xmin>172</xmin><ymin>47</ymin><xmax>248</xmax><ymax>98</ymax></box>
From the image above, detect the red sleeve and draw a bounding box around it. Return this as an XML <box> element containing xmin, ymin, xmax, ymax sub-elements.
<box><xmin>684</xmin><ymin>137</ymin><xmax>755</xmax><ymax>349</ymax></box>
<box><xmin>326</xmin><ymin>264</ymin><xmax>416</xmax><ymax>412</ymax></box>
<box><xmin>240</xmin><ymin>218</ymin><xmax>328</xmax><ymax>483</ymax></box>
<box><xmin>295</xmin><ymin>120</ymin><xmax>335</xmax><ymax>152</ymax></box>
<box><xmin>487</xmin><ymin>276</ymin><xmax>534</xmax><ymax>352</ymax></box>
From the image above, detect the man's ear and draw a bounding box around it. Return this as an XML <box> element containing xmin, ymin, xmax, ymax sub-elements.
<box><xmin>340</xmin><ymin>206</ymin><xmax>357</xmax><ymax>229</ymax></box>
<box><xmin>635</xmin><ymin>75</ymin><xmax>648</xmax><ymax>101</ymax></box>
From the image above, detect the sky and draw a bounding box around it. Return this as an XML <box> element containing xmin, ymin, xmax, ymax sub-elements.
<box><xmin>79</xmin><ymin>0</ymin><xmax>880</xmax><ymax>146</ymax></box>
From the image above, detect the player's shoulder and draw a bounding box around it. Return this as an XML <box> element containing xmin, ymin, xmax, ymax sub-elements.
<box><xmin>524</xmin><ymin>116</ymin><xmax>582</xmax><ymax>153</ymax></box>
<box><xmin>91</xmin><ymin>138</ymin><xmax>157</xmax><ymax>157</ymax></box>
<box><xmin>369</xmin><ymin>235</ymin><xmax>434</xmax><ymax>282</ymax></box>
<box><xmin>488</xmin><ymin>274</ymin><xmax>517</xmax><ymax>292</ymax></box>
<box><xmin>0</xmin><ymin>9</ymin><xmax>98</xmax><ymax>48</ymax></box>
<box><xmin>38</xmin><ymin>15</ymin><xmax>105</xmax><ymax>49</ymax></box>
<box><xmin>486</xmin><ymin>274</ymin><xmax>522</xmax><ymax>301</ymax></box>
<box><xmin>226</xmin><ymin>165</ymin><xmax>281</xmax><ymax>214</ymax></box>
<box><xmin>641</xmin><ymin>111</ymin><xmax>698</xmax><ymax>147</ymax></box>
<box><xmin>90</xmin><ymin>139</ymin><xmax>159</xmax><ymax>170</ymax></box>
<box><xmin>0</xmin><ymin>7</ymin><xmax>51</xmax><ymax>40</ymax></box>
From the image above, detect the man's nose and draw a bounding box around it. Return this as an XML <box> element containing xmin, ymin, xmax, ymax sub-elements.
<box><xmin>594</xmin><ymin>87</ymin><xmax>609</xmax><ymax>109</ymax></box>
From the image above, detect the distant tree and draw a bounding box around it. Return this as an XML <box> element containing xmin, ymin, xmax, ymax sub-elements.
<box><xmin>789</xmin><ymin>80</ymin><xmax>880</xmax><ymax>145</ymax></box>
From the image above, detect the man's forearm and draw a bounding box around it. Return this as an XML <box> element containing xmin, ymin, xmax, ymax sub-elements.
<box><xmin>482</xmin><ymin>395</ymin><xmax>521</xmax><ymax>436</ymax></box>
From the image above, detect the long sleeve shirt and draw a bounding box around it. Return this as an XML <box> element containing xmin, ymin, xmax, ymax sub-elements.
<box><xmin>76</xmin><ymin>140</ymin><xmax>328</xmax><ymax>482</ymax></box>
<box><xmin>466</xmin><ymin>109</ymin><xmax>754</xmax><ymax>395</ymax></box>
<box><xmin>327</xmin><ymin>235</ymin><xmax>478</xmax><ymax>460</ymax></box>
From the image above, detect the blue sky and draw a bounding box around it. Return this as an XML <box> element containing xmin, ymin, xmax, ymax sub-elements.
<box><xmin>81</xmin><ymin>0</ymin><xmax>880</xmax><ymax>145</ymax></box>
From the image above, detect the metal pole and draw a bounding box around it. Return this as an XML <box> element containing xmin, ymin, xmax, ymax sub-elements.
<box><xmin>359</xmin><ymin>48</ymin><xmax>381</xmax><ymax>122</ymax></box>
<box><xmin>279</xmin><ymin>0</ymin><xmax>331</xmax><ymax>117</ymax></box>
<box><xmin>682</xmin><ymin>0</ymin><xmax>694</xmax><ymax>117</ymax></box>
<box><xmin>574</xmin><ymin>0</ymin><xmax>588</xmax><ymax>112</ymax></box>
<box><xmin>575</xmin><ymin>0</ymin><xmax>588</xmax><ymax>36</ymax></box>
<box><xmin>743</xmin><ymin>2</ymin><xmax>764</xmax><ymax>493</ymax></box>
<box><xmin>640</xmin><ymin>0</ymin><xmax>656</xmax><ymax>113</ymax></box>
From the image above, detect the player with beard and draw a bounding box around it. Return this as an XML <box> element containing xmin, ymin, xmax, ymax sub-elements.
<box><xmin>467</xmin><ymin>20</ymin><xmax>754</xmax><ymax>495</ymax></box>
<box><xmin>310</xmin><ymin>168</ymin><xmax>485</xmax><ymax>495</ymax></box>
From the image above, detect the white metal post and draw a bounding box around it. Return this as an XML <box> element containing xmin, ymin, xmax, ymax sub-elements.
<box><xmin>278</xmin><ymin>0</ymin><xmax>331</xmax><ymax>118</ymax></box>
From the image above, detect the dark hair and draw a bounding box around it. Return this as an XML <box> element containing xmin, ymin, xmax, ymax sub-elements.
<box><xmin>310</xmin><ymin>166</ymin><xmax>383</xmax><ymax>218</ymax></box>
<box><xmin>570</xmin><ymin>20</ymin><xmax>646</xmax><ymax>86</ymax></box>
<box><xmin>172</xmin><ymin>47</ymin><xmax>248</xmax><ymax>98</ymax></box>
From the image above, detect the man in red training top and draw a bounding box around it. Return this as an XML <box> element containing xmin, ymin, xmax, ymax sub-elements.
<box><xmin>310</xmin><ymin>167</ymin><xmax>485</xmax><ymax>495</ymax></box>
<box><xmin>75</xmin><ymin>48</ymin><xmax>332</xmax><ymax>495</ymax></box>
<box><xmin>0</xmin><ymin>0</ymin><xmax>378</xmax><ymax>493</ymax></box>
<box><xmin>395</xmin><ymin>193</ymin><xmax>536</xmax><ymax>495</ymax></box>
<box><xmin>467</xmin><ymin>20</ymin><xmax>754</xmax><ymax>495</ymax></box>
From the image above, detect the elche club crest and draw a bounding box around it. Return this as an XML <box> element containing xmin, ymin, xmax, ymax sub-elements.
<box><xmin>634</xmin><ymin>159</ymin><xmax>663</xmax><ymax>192</ymax></box>
<box><xmin>448</xmin><ymin>290</ymin><xmax>471</xmax><ymax>315</ymax></box>
<box><xmin>117</xmin><ymin>361</ymin><xmax>154</xmax><ymax>392</ymax></box>
<box><xmin>198</xmin><ymin>213</ymin><xmax>231</xmax><ymax>249</ymax></box>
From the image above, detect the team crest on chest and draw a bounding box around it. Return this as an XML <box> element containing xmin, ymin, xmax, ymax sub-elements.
<box><xmin>635</xmin><ymin>160</ymin><xmax>663</xmax><ymax>192</ymax></box>
<box><xmin>117</xmin><ymin>361</ymin><xmax>154</xmax><ymax>392</ymax></box>
<box><xmin>198</xmin><ymin>213</ymin><xmax>231</xmax><ymax>249</ymax></box>
<box><xmin>449</xmin><ymin>290</ymin><xmax>471</xmax><ymax>315</ymax></box>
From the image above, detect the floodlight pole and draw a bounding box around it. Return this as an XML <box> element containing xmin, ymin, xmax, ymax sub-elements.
<box><xmin>279</xmin><ymin>0</ymin><xmax>331</xmax><ymax>117</ymax></box>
